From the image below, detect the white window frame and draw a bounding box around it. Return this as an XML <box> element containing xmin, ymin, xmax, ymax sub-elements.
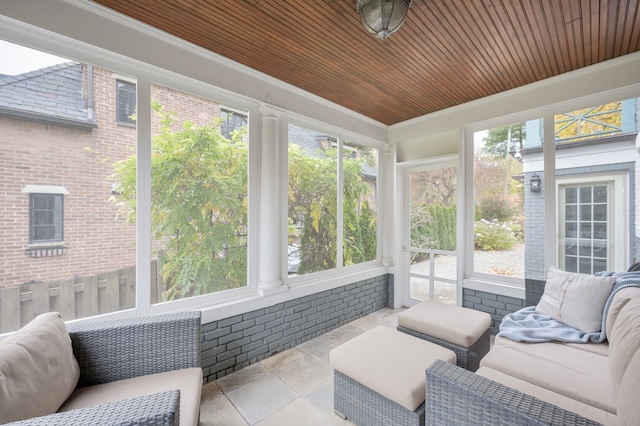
<box><xmin>282</xmin><ymin>115</ymin><xmax>384</xmax><ymax>287</ymax></box>
<box><xmin>463</xmin><ymin>121</ymin><xmax>528</xmax><ymax>289</ymax></box>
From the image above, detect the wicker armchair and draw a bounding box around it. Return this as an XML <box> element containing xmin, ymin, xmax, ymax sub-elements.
<box><xmin>425</xmin><ymin>360</ymin><xmax>601</xmax><ymax>426</ymax></box>
<box><xmin>9</xmin><ymin>311</ymin><xmax>202</xmax><ymax>426</ymax></box>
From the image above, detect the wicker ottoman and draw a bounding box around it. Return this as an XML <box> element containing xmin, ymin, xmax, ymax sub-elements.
<box><xmin>329</xmin><ymin>326</ymin><xmax>456</xmax><ymax>426</ymax></box>
<box><xmin>397</xmin><ymin>300</ymin><xmax>491</xmax><ymax>372</ymax></box>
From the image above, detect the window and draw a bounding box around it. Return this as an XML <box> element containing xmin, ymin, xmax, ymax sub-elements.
<box><xmin>287</xmin><ymin>123</ymin><xmax>378</xmax><ymax>277</ymax></box>
<box><xmin>468</xmin><ymin>98</ymin><xmax>637</xmax><ymax>290</ymax></box>
<box><xmin>469</xmin><ymin>122</ymin><xmax>527</xmax><ymax>283</ymax></box>
<box><xmin>30</xmin><ymin>193</ymin><xmax>63</xmax><ymax>243</ymax></box>
<box><xmin>343</xmin><ymin>140</ymin><xmax>378</xmax><ymax>266</ymax></box>
<box><xmin>1</xmin><ymin>41</ymin><xmax>137</xmax><ymax>333</ymax></box>
<box><xmin>551</xmin><ymin>100</ymin><xmax>634</xmax><ymax>274</ymax></box>
<box><xmin>142</xmin><ymin>85</ymin><xmax>249</xmax><ymax>303</ymax></box>
<box><xmin>117</xmin><ymin>80</ymin><xmax>136</xmax><ymax>125</ymax></box>
<box><xmin>220</xmin><ymin>108</ymin><xmax>248</xmax><ymax>140</ymax></box>
<box><xmin>558</xmin><ymin>176</ymin><xmax>626</xmax><ymax>274</ymax></box>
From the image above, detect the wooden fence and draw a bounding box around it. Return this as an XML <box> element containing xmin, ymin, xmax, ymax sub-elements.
<box><xmin>0</xmin><ymin>261</ymin><xmax>165</xmax><ymax>334</ymax></box>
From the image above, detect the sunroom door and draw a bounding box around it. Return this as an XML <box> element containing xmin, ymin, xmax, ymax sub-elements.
<box><xmin>404</xmin><ymin>161</ymin><xmax>458</xmax><ymax>306</ymax></box>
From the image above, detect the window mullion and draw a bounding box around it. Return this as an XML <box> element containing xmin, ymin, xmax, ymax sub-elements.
<box><xmin>337</xmin><ymin>139</ymin><xmax>344</xmax><ymax>268</ymax></box>
<box><xmin>543</xmin><ymin>112</ymin><xmax>556</xmax><ymax>273</ymax></box>
<box><xmin>136</xmin><ymin>77</ymin><xmax>152</xmax><ymax>316</ymax></box>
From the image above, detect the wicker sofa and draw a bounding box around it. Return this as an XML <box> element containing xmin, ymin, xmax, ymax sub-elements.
<box><xmin>0</xmin><ymin>311</ymin><xmax>202</xmax><ymax>426</ymax></box>
<box><xmin>425</xmin><ymin>282</ymin><xmax>640</xmax><ymax>426</ymax></box>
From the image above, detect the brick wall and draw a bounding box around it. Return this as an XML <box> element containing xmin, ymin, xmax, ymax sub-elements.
<box><xmin>462</xmin><ymin>288</ymin><xmax>524</xmax><ymax>334</ymax></box>
<box><xmin>200</xmin><ymin>274</ymin><xmax>389</xmax><ymax>381</ymax></box>
<box><xmin>0</xmin><ymin>66</ymin><xmax>226</xmax><ymax>288</ymax></box>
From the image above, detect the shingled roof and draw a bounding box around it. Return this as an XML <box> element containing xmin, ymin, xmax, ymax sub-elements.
<box><xmin>0</xmin><ymin>62</ymin><xmax>96</xmax><ymax>128</ymax></box>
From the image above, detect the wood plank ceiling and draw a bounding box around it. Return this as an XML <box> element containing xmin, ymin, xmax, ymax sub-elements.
<box><xmin>94</xmin><ymin>0</ymin><xmax>640</xmax><ymax>125</ymax></box>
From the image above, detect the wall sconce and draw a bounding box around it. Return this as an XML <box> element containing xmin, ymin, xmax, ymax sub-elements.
<box><xmin>530</xmin><ymin>173</ymin><xmax>541</xmax><ymax>192</ymax></box>
<box><xmin>356</xmin><ymin>0</ymin><xmax>412</xmax><ymax>40</ymax></box>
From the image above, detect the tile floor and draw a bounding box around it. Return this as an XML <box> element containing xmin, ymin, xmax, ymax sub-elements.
<box><xmin>198</xmin><ymin>307</ymin><xmax>406</xmax><ymax>425</ymax></box>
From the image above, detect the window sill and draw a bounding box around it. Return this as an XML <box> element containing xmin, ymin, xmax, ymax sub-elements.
<box><xmin>194</xmin><ymin>264</ymin><xmax>389</xmax><ymax>324</ymax></box>
<box><xmin>463</xmin><ymin>277</ymin><xmax>525</xmax><ymax>299</ymax></box>
<box><xmin>25</xmin><ymin>244</ymin><xmax>67</xmax><ymax>258</ymax></box>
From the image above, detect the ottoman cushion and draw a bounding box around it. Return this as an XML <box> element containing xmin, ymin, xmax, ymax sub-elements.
<box><xmin>398</xmin><ymin>301</ymin><xmax>491</xmax><ymax>348</ymax></box>
<box><xmin>330</xmin><ymin>326</ymin><xmax>456</xmax><ymax>411</ymax></box>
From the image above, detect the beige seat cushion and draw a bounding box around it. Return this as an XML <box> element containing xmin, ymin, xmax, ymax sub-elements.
<box><xmin>330</xmin><ymin>326</ymin><xmax>456</xmax><ymax>411</ymax></box>
<box><xmin>562</xmin><ymin>340</ymin><xmax>610</xmax><ymax>357</ymax></box>
<box><xmin>0</xmin><ymin>312</ymin><xmax>80</xmax><ymax>424</ymax></box>
<box><xmin>608</xmin><ymin>298</ymin><xmax>640</xmax><ymax>390</ymax></box>
<box><xmin>477</xmin><ymin>367</ymin><xmax>616</xmax><ymax>425</ymax></box>
<box><xmin>480</xmin><ymin>337</ymin><xmax>616</xmax><ymax>414</ymax></box>
<box><xmin>397</xmin><ymin>300</ymin><xmax>491</xmax><ymax>347</ymax></box>
<box><xmin>59</xmin><ymin>367</ymin><xmax>203</xmax><ymax>426</ymax></box>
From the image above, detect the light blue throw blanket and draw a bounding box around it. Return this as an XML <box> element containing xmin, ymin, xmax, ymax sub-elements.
<box><xmin>497</xmin><ymin>272</ymin><xmax>640</xmax><ymax>343</ymax></box>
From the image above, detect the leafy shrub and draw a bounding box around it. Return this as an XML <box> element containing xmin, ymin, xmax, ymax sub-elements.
<box><xmin>474</xmin><ymin>219</ymin><xmax>517</xmax><ymax>250</ymax></box>
<box><xmin>474</xmin><ymin>194</ymin><xmax>519</xmax><ymax>222</ymax></box>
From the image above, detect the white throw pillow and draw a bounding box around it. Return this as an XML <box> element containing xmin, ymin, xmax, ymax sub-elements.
<box><xmin>0</xmin><ymin>312</ymin><xmax>80</xmax><ymax>423</ymax></box>
<box><xmin>535</xmin><ymin>267</ymin><xmax>616</xmax><ymax>333</ymax></box>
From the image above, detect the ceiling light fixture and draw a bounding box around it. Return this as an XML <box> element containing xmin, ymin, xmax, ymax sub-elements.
<box><xmin>356</xmin><ymin>0</ymin><xmax>412</xmax><ymax>40</ymax></box>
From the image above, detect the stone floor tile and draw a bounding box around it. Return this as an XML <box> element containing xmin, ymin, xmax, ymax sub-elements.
<box><xmin>270</xmin><ymin>354</ymin><xmax>333</xmax><ymax>395</ymax></box>
<box><xmin>254</xmin><ymin>398</ymin><xmax>337</xmax><ymax>426</ymax></box>
<box><xmin>225</xmin><ymin>373</ymin><xmax>297</xmax><ymax>424</ymax></box>
<box><xmin>260</xmin><ymin>347</ymin><xmax>306</xmax><ymax>371</ymax></box>
<box><xmin>215</xmin><ymin>362</ymin><xmax>270</xmax><ymax>394</ymax></box>
<box><xmin>199</xmin><ymin>395</ymin><xmax>249</xmax><ymax>426</ymax></box>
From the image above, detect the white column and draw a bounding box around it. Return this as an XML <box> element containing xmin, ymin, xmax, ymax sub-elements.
<box><xmin>381</xmin><ymin>144</ymin><xmax>395</xmax><ymax>267</ymax></box>
<box><xmin>258</xmin><ymin>105</ymin><xmax>286</xmax><ymax>295</ymax></box>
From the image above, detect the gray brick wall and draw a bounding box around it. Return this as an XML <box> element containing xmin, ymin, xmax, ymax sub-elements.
<box><xmin>200</xmin><ymin>274</ymin><xmax>390</xmax><ymax>381</ymax></box>
<box><xmin>387</xmin><ymin>273</ymin><xmax>394</xmax><ymax>308</ymax></box>
<box><xmin>524</xmin><ymin>173</ymin><xmax>546</xmax><ymax>281</ymax></box>
<box><xmin>463</xmin><ymin>288</ymin><xmax>524</xmax><ymax>334</ymax></box>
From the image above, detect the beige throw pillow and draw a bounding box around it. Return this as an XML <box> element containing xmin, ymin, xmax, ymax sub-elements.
<box><xmin>0</xmin><ymin>312</ymin><xmax>80</xmax><ymax>423</ymax></box>
<box><xmin>535</xmin><ymin>267</ymin><xmax>616</xmax><ymax>333</ymax></box>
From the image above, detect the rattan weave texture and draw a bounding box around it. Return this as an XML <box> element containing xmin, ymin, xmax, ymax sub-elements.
<box><xmin>334</xmin><ymin>371</ymin><xmax>424</xmax><ymax>426</ymax></box>
<box><xmin>425</xmin><ymin>360</ymin><xmax>602</xmax><ymax>426</ymax></box>
<box><xmin>8</xmin><ymin>390</ymin><xmax>180</xmax><ymax>426</ymax></box>
<box><xmin>68</xmin><ymin>311</ymin><xmax>202</xmax><ymax>386</ymax></box>
<box><xmin>9</xmin><ymin>311</ymin><xmax>202</xmax><ymax>425</ymax></box>
<box><xmin>397</xmin><ymin>325</ymin><xmax>490</xmax><ymax>372</ymax></box>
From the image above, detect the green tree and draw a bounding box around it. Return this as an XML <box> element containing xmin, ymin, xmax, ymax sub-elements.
<box><xmin>555</xmin><ymin>102</ymin><xmax>622</xmax><ymax>142</ymax></box>
<box><xmin>114</xmin><ymin>108</ymin><xmax>377</xmax><ymax>295</ymax></box>
<box><xmin>482</xmin><ymin>123</ymin><xmax>525</xmax><ymax>158</ymax></box>
<box><xmin>112</xmin><ymin>101</ymin><xmax>248</xmax><ymax>300</ymax></box>
<box><xmin>288</xmin><ymin>145</ymin><xmax>376</xmax><ymax>273</ymax></box>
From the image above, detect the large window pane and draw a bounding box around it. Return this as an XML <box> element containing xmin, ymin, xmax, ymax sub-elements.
<box><xmin>287</xmin><ymin>125</ymin><xmax>338</xmax><ymax>275</ymax></box>
<box><xmin>287</xmin><ymin>124</ymin><xmax>378</xmax><ymax>276</ymax></box>
<box><xmin>554</xmin><ymin>99</ymin><xmax>634</xmax><ymax>274</ymax></box>
<box><xmin>0</xmin><ymin>42</ymin><xmax>136</xmax><ymax>332</ymax></box>
<box><xmin>472</xmin><ymin>123</ymin><xmax>526</xmax><ymax>279</ymax></box>
<box><xmin>134</xmin><ymin>85</ymin><xmax>249</xmax><ymax>302</ymax></box>
<box><xmin>343</xmin><ymin>140</ymin><xmax>377</xmax><ymax>266</ymax></box>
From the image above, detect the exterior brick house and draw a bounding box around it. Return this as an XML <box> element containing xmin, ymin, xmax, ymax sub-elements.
<box><xmin>0</xmin><ymin>61</ymin><xmax>226</xmax><ymax>290</ymax></box>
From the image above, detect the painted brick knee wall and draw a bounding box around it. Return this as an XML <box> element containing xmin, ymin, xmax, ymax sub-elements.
<box><xmin>463</xmin><ymin>288</ymin><xmax>524</xmax><ymax>334</ymax></box>
<box><xmin>200</xmin><ymin>274</ymin><xmax>390</xmax><ymax>381</ymax></box>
